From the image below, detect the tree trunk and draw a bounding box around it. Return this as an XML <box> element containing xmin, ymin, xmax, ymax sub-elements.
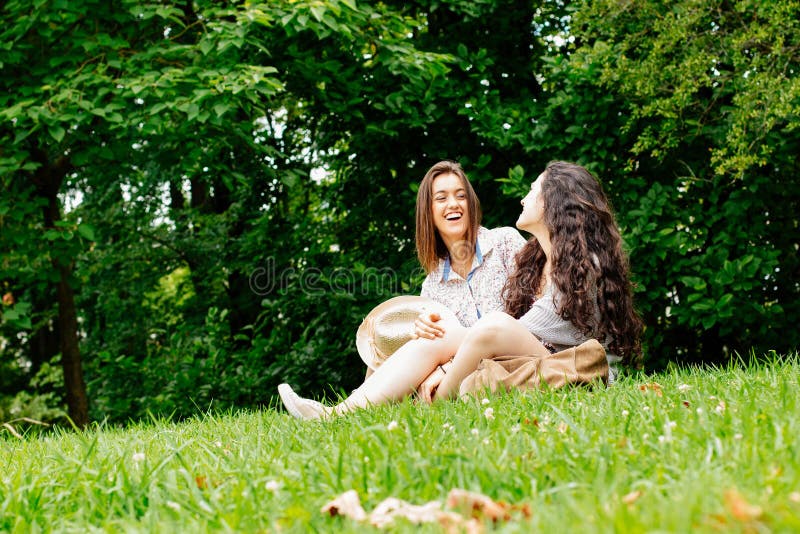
<box><xmin>33</xmin><ymin>151</ymin><xmax>90</xmax><ymax>428</ymax></box>
<box><xmin>56</xmin><ymin>263</ymin><xmax>88</xmax><ymax>427</ymax></box>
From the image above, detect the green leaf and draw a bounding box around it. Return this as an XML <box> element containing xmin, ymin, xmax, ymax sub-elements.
<box><xmin>310</xmin><ymin>5</ymin><xmax>325</xmax><ymax>22</ymax></box>
<box><xmin>77</xmin><ymin>224</ymin><xmax>96</xmax><ymax>241</ymax></box>
<box><xmin>213</xmin><ymin>103</ymin><xmax>229</xmax><ymax>117</ymax></box>
<box><xmin>49</xmin><ymin>124</ymin><xmax>65</xmax><ymax>142</ymax></box>
<box><xmin>44</xmin><ymin>229</ymin><xmax>61</xmax><ymax>241</ymax></box>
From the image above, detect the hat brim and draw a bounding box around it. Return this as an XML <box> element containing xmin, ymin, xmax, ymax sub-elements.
<box><xmin>356</xmin><ymin>296</ymin><xmax>452</xmax><ymax>370</ymax></box>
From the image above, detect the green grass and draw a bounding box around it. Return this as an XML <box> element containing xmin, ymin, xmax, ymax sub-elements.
<box><xmin>2</xmin><ymin>357</ymin><xmax>799</xmax><ymax>533</ymax></box>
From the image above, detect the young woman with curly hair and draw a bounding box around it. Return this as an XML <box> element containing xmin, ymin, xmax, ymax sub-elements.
<box><xmin>279</xmin><ymin>161</ymin><xmax>641</xmax><ymax>418</ymax></box>
<box><xmin>430</xmin><ymin>160</ymin><xmax>642</xmax><ymax>400</ymax></box>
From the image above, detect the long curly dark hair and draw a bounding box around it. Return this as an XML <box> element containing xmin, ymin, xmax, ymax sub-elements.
<box><xmin>503</xmin><ymin>161</ymin><xmax>643</xmax><ymax>366</ymax></box>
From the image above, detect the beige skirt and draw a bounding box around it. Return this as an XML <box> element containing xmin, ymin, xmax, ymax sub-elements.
<box><xmin>458</xmin><ymin>338</ymin><xmax>609</xmax><ymax>397</ymax></box>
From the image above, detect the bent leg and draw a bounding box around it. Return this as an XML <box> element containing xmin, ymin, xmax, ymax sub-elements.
<box><xmin>435</xmin><ymin>311</ymin><xmax>548</xmax><ymax>400</ymax></box>
<box><xmin>334</xmin><ymin>314</ymin><xmax>466</xmax><ymax>414</ymax></box>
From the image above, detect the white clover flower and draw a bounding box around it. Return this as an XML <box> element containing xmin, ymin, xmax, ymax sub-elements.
<box><xmin>166</xmin><ymin>501</ymin><xmax>181</xmax><ymax>511</ymax></box>
<box><xmin>265</xmin><ymin>480</ymin><xmax>281</xmax><ymax>492</ymax></box>
<box><xmin>622</xmin><ymin>409</ymin><xmax>630</xmax><ymax>417</ymax></box>
<box><xmin>734</xmin><ymin>433</ymin><xmax>743</xmax><ymax>440</ymax></box>
<box><xmin>677</xmin><ymin>384</ymin><xmax>691</xmax><ymax>392</ymax></box>
<box><xmin>471</xmin><ymin>428</ymin><xmax>479</xmax><ymax>436</ymax></box>
<box><xmin>481</xmin><ymin>398</ymin><xmax>490</xmax><ymax>405</ymax></box>
<box><xmin>511</xmin><ymin>424</ymin><xmax>521</xmax><ymax>434</ymax></box>
<box><xmin>132</xmin><ymin>452</ymin><xmax>145</xmax><ymax>462</ymax></box>
<box><xmin>483</xmin><ymin>407</ymin><xmax>494</xmax><ymax>420</ymax></box>
<box><xmin>482</xmin><ymin>438</ymin><xmax>490</xmax><ymax>445</ymax></box>
<box><xmin>696</xmin><ymin>407</ymin><xmax>704</xmax><ymax>414</ymax></box>
<box><xmin>387</xmin><ymin>420</ymin><xmax>399</xmax><ymax>431</ymax></box>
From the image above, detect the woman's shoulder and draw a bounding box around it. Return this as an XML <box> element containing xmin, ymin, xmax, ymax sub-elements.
<box><xmin>481</xmin><ymin>226</ymin><xmax>527</xmax><ymax>251</ymax></box>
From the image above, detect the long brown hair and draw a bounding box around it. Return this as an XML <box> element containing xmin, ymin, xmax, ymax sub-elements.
<box><xmin>504</xmin><ymin>161</ymin><xmax>642</xmax><ymax>366</ymax></box>
<box><xmin>415</xmin><ymin>160</ymin><xmax>482</xmax><ymax>273</ymax></box>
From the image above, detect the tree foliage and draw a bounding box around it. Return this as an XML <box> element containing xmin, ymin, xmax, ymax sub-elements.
<box><xmin>566</xmin><ymin>0</ymin><xmax>800</xmax><ymax>364</ymax></box>
<box><xmin>1</xmin><ymin>0</ymin><xmax>798</xmax><ymax>424</ymax></box>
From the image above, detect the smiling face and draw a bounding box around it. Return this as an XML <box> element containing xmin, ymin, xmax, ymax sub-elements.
<box><xmin>431</xmin><ymin>172</ymin><xmax>470</xmax><ymax>243</ymax></box>
<box><xmin>516</xmin><ymin>171</ymin><xmax>546</xmax><ymax>232</ymax></box>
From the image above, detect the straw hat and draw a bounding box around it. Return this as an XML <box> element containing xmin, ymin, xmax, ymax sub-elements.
<box><xmin>356</xmin><ymin>296</ymin><xmax>452</xmax><ymax>370</ymax></box>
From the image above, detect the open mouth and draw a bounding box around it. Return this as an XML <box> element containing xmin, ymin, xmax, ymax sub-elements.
<box><xmin>445</xmin><ymin>213</ymin><xmax>462</xmax><ymax>221</ymax></box>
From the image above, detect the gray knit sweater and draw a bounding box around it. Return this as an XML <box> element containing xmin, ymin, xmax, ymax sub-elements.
<box><xmin>517</xmin><ymin>283</ymin><xmax>619</xmax><ymax>383</ymax></box>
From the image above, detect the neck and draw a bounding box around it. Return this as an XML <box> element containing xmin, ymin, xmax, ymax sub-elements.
<box><xmin>531</xmin><ymin>227</ymin><xmax>553</xmax><ymax>280</ymax></box>
<box><xmin>441</xmin><ymin>232</ymin><xmax>467</xmax><ymax>254</ymax></box>
<box><xmin>443</xmin><ymin>234</ymin><xmax>473</xmax><ymax>274</ymax></box>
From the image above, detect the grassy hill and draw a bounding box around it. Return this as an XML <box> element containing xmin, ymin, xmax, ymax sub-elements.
<box><xmin>2</xmin><ymin>357</ymin><xmax>799</xmax><ymax>532</ymax></box>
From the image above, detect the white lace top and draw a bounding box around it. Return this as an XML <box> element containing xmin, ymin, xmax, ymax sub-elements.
<box><xmin>420</xmin><ymin>226</ymin><xmax>526</xmax><ymax>327</ymax></box>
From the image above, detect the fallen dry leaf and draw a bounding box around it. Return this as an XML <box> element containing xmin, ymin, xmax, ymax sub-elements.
<box><xmin>622</xmin><ymin>490</ymin><xmax>642</xmax><ymax>505</ymax></box>
<box><xmin>724</xmin><ymin>488</ymin><xmax>762</xmax><ymax>522</ymax></box>
<box><xmin>638</xmin><ymin>383</ymin><xmax>663</xmax><ymax>397</ymax></box>
<box><xmin>321</xmin><ymin>488</ymin><xmax>530</xmax><ymax>530</ymax></box>
<box><xmin>438</xmin><ymin>514</ymin><xmax>483</xmax><ymax>534</ymax></box>
<box><xmin>523</xmin><ymin>417</ymin><xmax>539</xmax><ymax>428</ymax></box>
<box><xmin>369</xmin><ymin>497</ymin><xmax>443</xmax><ymax>528</ymax></box>
<box><xmin>446</xmin><ymin>488</ymin><xmax>512</xmax><ymax>522</ymax></box>
<box><xmin>321</xmin><ymin>490</ymin><xmax>367</xmax><ymax>521</ymax></box>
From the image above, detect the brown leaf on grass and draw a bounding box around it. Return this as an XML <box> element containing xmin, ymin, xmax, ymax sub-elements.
<box><xmin>322</xmin><ymin>489</ymin><xmax>530</xmax><ymax>530</ymax></box>
<box><xmin>446</xmin><ymin>488</ymin><xmax>524</xmax><ymax>522</ymax></box>
<box><xmin>682</xmin><ymin>400</ymin><xmax>691</xmax><ymax>408</ymax></box>
<box><xmin>622</xmin><ymin>490</ymin><xmax>642</xmax><ymax>505</ymax></box>
<box><xmin>638</xmin><ymin>383</ymin><xmax>663</xmax><ymax>397</ymax></box>
<box><xmin>321</xmin><ymin>490</ymin><xmax>367</xmax><ymax>521</ymax></box>
<box><xmin>724</xmin><ymin>489</ymin><xmax>762</xmax><ymax>521</ymax></box>
<box><xmin>438</xmin><ymin>514</ymin><xmax>483</xmax><ymax>534</ymax></box>
<box><xmin>523</xmin><ymin>417</ymin><xmax>539</xmax><ymax>427</ymax></box>
<box><xmin>369</xmin><ymin>497</ymin><xmax>444</xmax><ymax>528</ymax></box>
<box><xmin>194</xmin><ymin>475</ymin><xmax>224</xmax><ymax>489</ymax></box>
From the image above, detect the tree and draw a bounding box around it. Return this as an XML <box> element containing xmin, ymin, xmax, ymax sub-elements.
<box><xmin>1</xmin><ymin>0</ymin><xmax>459</xmax><ymax>423</ymax></box>
<box><xmin>566</xmin><ymin>0</ymin><xmax>800</xmax><ymax>364</ymax></box>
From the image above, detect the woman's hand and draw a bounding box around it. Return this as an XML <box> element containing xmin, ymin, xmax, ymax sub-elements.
<box><xmin>413</xmin><ymin>312</ymin><xmax>446</xmax><ymax>340</ymax></box>
<box><xmin>417</xmin><ymin>366</ymin><xmax>446</xmax><ymax>403</ymax></box>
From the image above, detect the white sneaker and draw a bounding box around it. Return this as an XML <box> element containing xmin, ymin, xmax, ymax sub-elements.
<box><xmin>277</xmin><ymin>383</ymin><xmax>332</xmax><ymax>420</ymax></box>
